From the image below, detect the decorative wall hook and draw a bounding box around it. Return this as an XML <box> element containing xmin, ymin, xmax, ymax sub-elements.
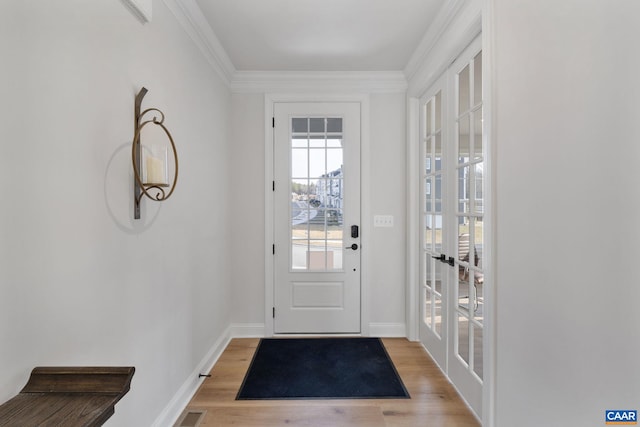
<box><xmin>132</xmin><ymin>87</ymin><xmax>178</xmax><ymax>219</ymax></box>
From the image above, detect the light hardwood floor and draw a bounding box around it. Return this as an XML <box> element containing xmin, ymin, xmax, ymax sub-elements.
<box><xmin>182</xmin><ymin>338</ymin><xmax>480</xmax><ymax>426</ymax></box>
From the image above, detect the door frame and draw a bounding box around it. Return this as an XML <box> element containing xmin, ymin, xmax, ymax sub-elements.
<box><xmin>264</xmin><ymin>93</ymin><xmax>371</xmax><ymax>337</ymax></box>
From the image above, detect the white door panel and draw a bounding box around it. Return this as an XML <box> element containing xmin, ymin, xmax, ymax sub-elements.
<box><xmin>273</xmin><ymin>102</ymin><xmax>361</xmax><ymax>334</ymax></box>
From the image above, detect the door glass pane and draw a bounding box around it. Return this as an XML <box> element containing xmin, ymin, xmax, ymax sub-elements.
<box><xmin>425</xmin><ymin>102</ymin><xmax>432</xmax><ymax>136</ymax></box>
<box><xmin>434</xmin><ymin>133</ymin><xmax>442</xmax><ymax>171</ymax></box>
<box><xmin>292</xmin><ymin>118</ymin><xmax>308</xmax><ymax>133</ymax></box>
<box><xmin>474</xmin><ymin>52</ymin><xmax>482</xmax><ymax>107</ymax></box>
<box><xmin>459</xmin><ymin>65</ymin><xmax>470</xmax><ymax>114</ymax></box>
<box><xmin>327</xmin><ymin>137</ymin><xmax>342</xmax><ymax>148</ymax></box>
<box><xmin>292</xmin><ymin>240</ymin><xmax>307</xmax><ymax>269</ymax></box>
<box><xmin>434</xmin><ymin>175</ymin><xmax>442</xmax><ymax>213</ymax></box>
<box><xmin>308</xmin><ymin>149</ymin><xmax>325</xmax><ymax>179</ymax></box>
<box><xmin>459</xmin><ymin>166</ymin><xmax>470</xmax><ymax>213</ymax></box>
<box><xmin>434</xmin><ymin>92</ymin><xmax>442</xmax><ymax>131</ymax></box>
<box><xmin>292</xmin><ymin>137</ymin><xmax>307</xmax><ymax>148</ymax></box>
<box><xmin>435</xmin><ymin>296</ymin><xmax>443</xmax><ymax>337</ymax></box>
<box><xmin>327</xmin><ymin>118</ymin><xmax>342</xmax><ymax>133</ymax></box>
<box><xmin>292</xmin><ymin>149</ymin><xmax>308</xmax><ymax>177</ymax></box>
<box><xmin>425</xmin><ymin>254</ymin><xmax>434</xmax><ymax>289</ymax></box>
<box><xmin>309</xmin><ymin>135</ymin><xmax>325</xmax><ymax>148</ymax></box>
<box><xmin>434</xmin><ymin>259</ymin><xmax>442</xmax><ymax>296</ymax></box>
<box><xmin>475</xmin><ymin>275</ymin><xmax>484</xmax><ymax>325</ymax></box>
<box><xmin>459</xmin><ymin>114</ymin><xmax>470</xmax><ymax>164</ymax></box>
<box><xmin>474</xmin><ymin>108</ymin><xmax>483</xmax><ymax>160</ymax></box>
<box><xmin>474</xmin><ymin>163</ymin><xmax>484</xmax><ymax>214</ymax></box>
<box><xmin>309</xmin><ymin>117</ymin><xmax>325</xmax><ymax>133</ymax></box>
<box><xmin>473</xmin><ymin>325</ymin><xmax>483</xmax><ymax>379</ymax></box>
<box><xmin>425</xmin><ymin>288</ymin><xmax>433</xmax><ymax>327</ymax></box>
<box><xmin>458</xmin><ymin>313</ymin><xmax>470</xmax><ymax>365</ymax></box>
<box><xmin>425</xmin><ymin>177</ymin><xmax>432</xmax><ymax>212</ymax></box>
<box><xmin>290</xmin><ymin>116</ymin><xmax>344</xmax><ymax>271</ymax></box>
<box><xmin>425</xmin><ymin>138</ymin><xmax>432</xmax><ymax>174</ymax></box>
<box><xmin>425</xmin><ymin>215</ymin><xmax>433</xmax><ymax>249</ymax></box>
<box><xmin>326</xmin><ymin>150</ymin><xmax>342</xmax><ymax>174</ymax></box>
<box><xmin>434</xmin><ymin>215</ymin><xmax>443</xmax><ymax>253</ymax></box>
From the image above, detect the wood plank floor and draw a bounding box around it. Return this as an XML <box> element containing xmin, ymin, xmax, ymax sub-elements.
<box><xmin>181</xmin><ymin>338</ymin><xmax>480</xmax><ymax>427</ymax></box>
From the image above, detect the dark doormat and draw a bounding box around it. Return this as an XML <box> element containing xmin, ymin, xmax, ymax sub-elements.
<box><xmin>236</xmin><ymin>337</ymin><xmax>410</xmax><ymax>400</ymax></box>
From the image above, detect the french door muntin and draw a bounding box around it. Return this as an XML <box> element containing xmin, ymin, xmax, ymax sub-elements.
<box><xmin>419</xmin><ymin>37</ymin><xmax>484</xmax><ymax>416</ymax></box>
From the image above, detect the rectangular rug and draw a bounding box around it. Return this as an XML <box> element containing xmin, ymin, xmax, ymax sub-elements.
<box><xmin>236</xmin><ymin>337</ymin><xmax>410</xmax><ymax>400</ymax></box>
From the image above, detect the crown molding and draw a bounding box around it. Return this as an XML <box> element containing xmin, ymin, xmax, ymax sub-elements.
<box><xmin>230</xmin><ymin>71</ymin><xmax>408</xmax><ymax>94</ymax></box>
<box><xmin>406</xmin><ymin>0</ymin><xmax>482</xmax><ymax>97</ymax></box>
<box><xmin>162</xmin><ymin>0</ymin><xmax>236</xmax><ymax>85</ymax></box>
<box><xmin>404</xmin><ymin>0</ymin><xmax>468</xmax><ymax>81</ymax></box>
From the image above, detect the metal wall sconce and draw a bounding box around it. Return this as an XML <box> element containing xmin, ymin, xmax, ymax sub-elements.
<box><xmin>132</xmin><ymin>87</ymin><xmax>178</xmax><ymax>219</ymax></box>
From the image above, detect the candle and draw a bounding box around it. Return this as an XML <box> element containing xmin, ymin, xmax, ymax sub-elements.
<box><xmin>144</xmin><ymin>145</ymin><xmax>168</xmax><ymax>185</ymax></box>
<box><xmin>145</xmin><ymin>156</ymin><xmax>165</xmax><ymax>184</ymax></box>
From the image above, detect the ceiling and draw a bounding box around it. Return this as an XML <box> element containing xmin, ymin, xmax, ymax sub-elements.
<box><xmin>194</xmin><ymin>0</ymin><xmax>446</xmax><ymax>72</ymax></box>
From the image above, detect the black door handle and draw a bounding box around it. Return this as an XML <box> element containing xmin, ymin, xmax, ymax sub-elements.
<box><xmin>432</xmin><ymin>254</ymin><xmax>446</xmax><ymax>262</ymax></box>
<box><xmin>447</xmin><ymin>256</ymin><xmax>455</xmax><ymax>266</ymax></box>
<box><xmin>345</xmin><ymin>243</ymin><xmax>358</xmax><ymax>250</ymax></box>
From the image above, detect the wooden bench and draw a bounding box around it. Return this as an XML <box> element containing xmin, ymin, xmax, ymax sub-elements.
<box><xmin>0</xmin><ymin>367</ymin><xmax>134</xmax><ymax>427</ymax></box>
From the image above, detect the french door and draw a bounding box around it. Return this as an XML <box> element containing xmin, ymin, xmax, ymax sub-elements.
<box><xmin>419</xmin><ymin>36</ymin><xmax>485</xmax><ymax>416</ymax></box>
<box><xmin>273</xmin><ymin>102</ymin><xmax>361</xmax><ymax>334</ymax></box>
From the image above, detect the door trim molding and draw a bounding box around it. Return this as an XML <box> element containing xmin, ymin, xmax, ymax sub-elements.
<box><xmin>264</xmin><ymin>93</ymin><xmax>371</xmax><ymax>337</ymax></box>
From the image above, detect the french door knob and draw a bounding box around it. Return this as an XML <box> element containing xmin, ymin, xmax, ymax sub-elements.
<box><xmin>345</xmin><ymin>243</ymin><xmax>359</xmax><ymax>250</ymax></box>
<box><xmin>432</xmin><ymin>254</ymin><xmax>446</xmax><ymax>262</ymax></box>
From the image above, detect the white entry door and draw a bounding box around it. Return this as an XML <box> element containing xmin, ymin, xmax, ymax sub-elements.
<box><xmin>273</xmin><ymin>102</ymin><xmax>361</xmax><ymax>334</ymax></box>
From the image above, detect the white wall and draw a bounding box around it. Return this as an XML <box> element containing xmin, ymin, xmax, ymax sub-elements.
<box><xmin>230</xmin><ymin>93</ymin><xmax>266</xmax><ymax>328</ymax></box>
<box><xmin>229</xmin><ymin>92</ymin><xmax>407</xmax><ymax>334</ymax></box>
<box><xmin>493</xmin><ymin>1</ymin><xmax>640</xmax><ymax>426</ymax></box>
<box><xmin>368</xmin><ymin>93</ymin><xmax>407</xmax><ymax>333</ymax></box>
<box><xmin>0</xmin><ymin>1</ymin><xmax>232</xmax><ymax>425</ymax></box>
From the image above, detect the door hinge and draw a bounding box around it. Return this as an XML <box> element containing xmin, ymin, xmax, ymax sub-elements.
<box><xmin>272</xmin><ymin>117</ymin><xmax>275</xmax><ymax>128</ymax></box>
<box><xmin>272</xmin><ymin>307</ymin><xmax>275</xmax><ymax>318</ymax></box>
<box><xmin>272</xmin><ymin>244</ymin><xmax>275</xmax><ymax>255</ymax></box>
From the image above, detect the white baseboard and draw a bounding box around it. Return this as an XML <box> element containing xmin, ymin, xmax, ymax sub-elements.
<box><xmin>151</xmin><ymin>325</ymin><xmax>232</xmax><ymax>427</ymax></box>
<box><xmin>230</xmin><ymin>323</ymin><xmax>265</xmax><ymax>338</ymax></box>
<box><xmin>369</xmin><ymin>322</ymin><xmax>407</xmax><ymax>337</ymax></box>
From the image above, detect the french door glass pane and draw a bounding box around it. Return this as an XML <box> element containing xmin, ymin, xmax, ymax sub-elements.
<box><xmin>459</xmin><ymin>65</ymin><xmax>470</xmax><ymax>114</ymax></box>
<box><xmin>425</xmin><ymin>288</ymin><xmax>433</xmax><ymax>327</ymax></box>
<box><xmin>434</xmin><ymin>260</ymin><xmax>443</xmax><ymax>296</ymax></box>
<box><xmin>458</xmin><ymin>314</ymin><xmax>470</xmax><ymax>364</ymax></box>
<box><xmin>434</xmin><ymin>215</ymin><xmax>443</xmax><ymax>251</ymax></box>
<box><xmin>459</xmin><ymin>114</ymin><xmax>470</xmax><ymax>163</ymax></box>
<box><xmin>425</xmin><ymin>138</ymin><xmax>432</xmax><ymax>173</ymax></box>
<box><xmin>425</xmin><ymin>177</ymin><xmax>432</xmax><ymax>211</ymax></box>
<box><xmin>435</xmin><ymin>133</ymin><xmax>442</xmax><ymax>171</ymax></box>
<box><xmin>434</xmin><ymin>175</ymin><xmax>442</xmax><ymax>212</ymax></box>
<box><xmin>434</xmin><ymin>296</ymin><xmax>443</xmax><ymax>337</ymax></box>
<box><xmin>473</xmin><ymin>325</ymin><xmax>483</xmax><ymax>379</ymax></box>
<box><xmin>459</xmin><ymin>166</ymin><xmax>470</xmax><ymax>213</ymax></box>
<box><xmin>474</xmin><ymin>52</ymin><xmax>482</xmax><ymax>106</ymax></box>
<box><xmin>474</xmin><ymin>108</ymin><xmax>483</xmax><ymax>160</ymax></box>
<box><xmin>424</xmin><ymin>214</ymin><xmax>434</xmax><ymax>249</ymax></box>
<box><xmin>474</xmin><ymin>164</ymin><xmax>484</xmax><ymax>214</ymax></box>
<box><xmin>434</xmin><ymin>92</ymin><xmax>442</xmax><ymax>130</ymax></box>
